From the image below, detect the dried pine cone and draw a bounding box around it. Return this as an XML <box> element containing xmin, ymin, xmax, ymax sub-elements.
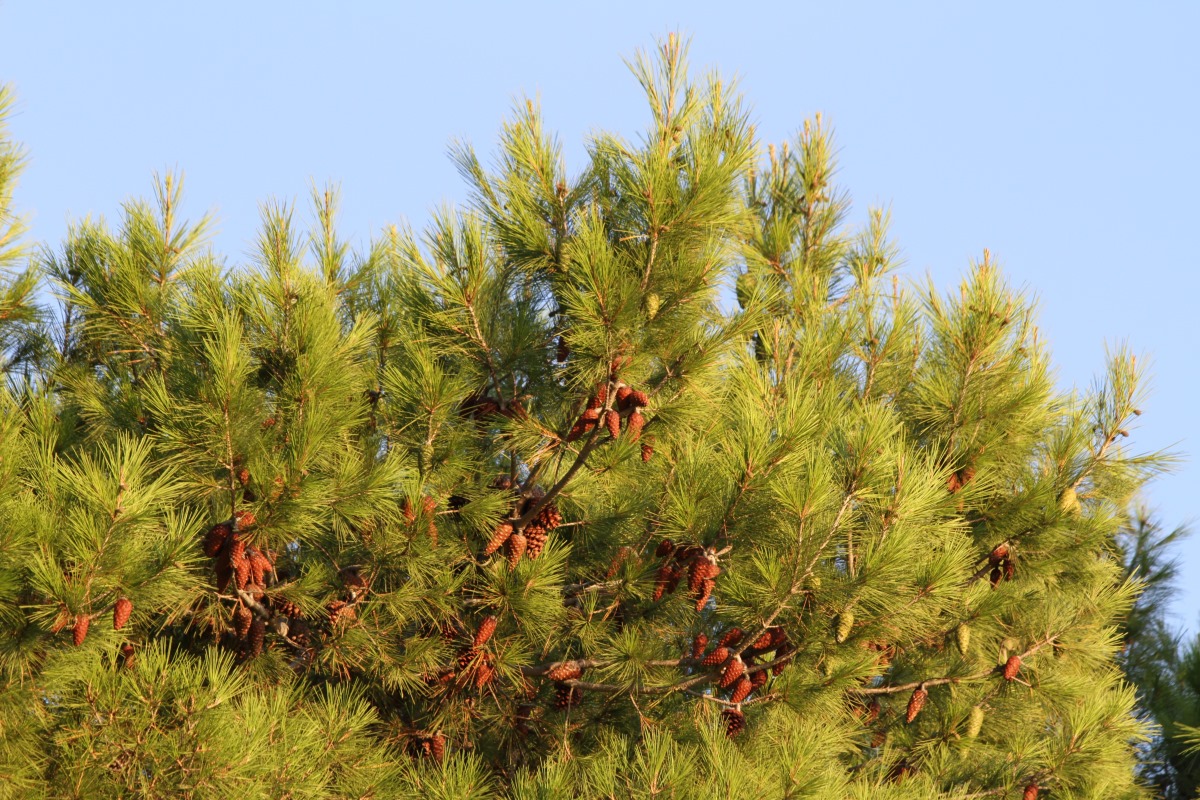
<box><xmin>247</xmin><ymin>618</ymin><xmax>266</xmax><ymax>657</ymax></box>
<box><xmin>273</xmin><ymin>598</ymin><xmax>302</xmax><ymax>619</ymax></box>
<box><xmin>506</xmin><ymin>531</ymin><xmax>528</xmax><ymax>569</ymax></box>
<box><xmin>906</xmin><ymin>685</ymin><xmax>928</xmax><ymax>723</ymax></box>
<box><xmin>202</xmin><ymin>523</ymin><xmax>231</xmax><ymax>557</ymax></box>
<box><xmin>719</xmin><ymin>656</ymin><xmax>746</xmax><ymax>689</ymax></box>
<box><xmin>655</xmin><ymin>539</ymin><xmax>675</xmax><ymax>558</ymax></box>
<box><xmin>989</xmin><ymin>566</ymin><xmax>1003</xmax><ymax>588</ymax></box>
<box><xmin>430</xmin><ymin>732</ymin><xmax>446</xmax><ymax>763</ymax></box>
<box><xmin>215</xmin><ymin>558</ymin><xmax>233</xmax><ymax>592</ymax></box>
<box><xmin>72</xmin><ymin>615</ymin><xmax>90</xmax><ymax>646</ymax></box>
<box><xmin>484</xmin><ymin>523</ymin><xmax>513</xmax><ymax>556</ymax></box>
<box><xmin>553</xmin><ymin>682</ymin><xmax>582</xmax><ymax>710</ymax></box>
<box><xmin>629</xmin><ymin>390</ymin><xmax>649</xmax><ymax>408</ymax></box>
<box><xmin>547</xmin><ymin>661</ymin><xmax>583</xmax><ymax>682</ymax></box>
<box><xmin>588</xmin><ymin>387</ymin><xmax>607</xmax><ymax>409</ymax></box>
<box><xmin>604</xmin><ymin>409</ymin><xmax>621</xmax><ymax>438</ymax></box>
<box><xmin>474</xmin><ymin>616</ymin><xmax>497</xmax><ymax>648</ymax></box>
<box><xmin>615</xmin><ymin>385</ymin><xmax>633</xmax><ymax>409</ymax></box>
<box><xmin>722</xmin><ymin>708</ymin><xmax>746</xmax><ymax>737</ymax></box>
<box><xmin>473</xmin><ymin>657</ymin><xmax>495</xmax><ymax>688</ymax></box>
<box><xmin>729</xmin><ymin>676</ymin><xmax>753</xmax><ymax>704</ymax></box>
<box><xmin>232</xmin><ymin>606</ymin><xmax>253</xmax><ymax>637</ymax></box>
<box><xmin>526</xmin><ymin>525</ymin><xmax>548</xmax><ymax>559</ymax></box>
<box><xmin>988</xmin><ymin>543</ymin><xmax>1010</xmax><ymax>565</ymax></box>
<box><xmin>456</xmin><ymin>647</ymin><xmax>479</xmax><ymax>670</ymax></box>
<box><xmin>234</xmin><ymin>509</ymin><xmax>256</xmax><ymax>530</ymax></box>
<box><xmin>536</xmin><ymin>502</ymin><xmax>562</xmax><ymax>530</ymax></box>
<box><xmin>749</xmin><ymin>668</ymin><xmax>768</xmax><ymax>690</ymax></box>
<box><xmin>327</xmin><ymin>600</ymin><xmax>355</xmax><ymax>627</ymax></box>
<box><xmin>234</xmin><ymin>558</ymin><xmax>251</xmax><ymax>591</ymax></box>
<box><xmin>1022</xmin><ymin>783</ymin><xmax>1039</xmax><ymax>800</ymax></box>
<box><xmin>113</xmin><ymin>597</ymin><xmax>132</xmax><ymax>631</ymax></box>
<box><xmin>691</xmin><ymin>633</ymin><xmax>708</xmax><ymax>660</ymax></box>
<box><xmin>695</xmin><ymin>578</ymin><xmax>715</xmax><ymax>611</ymax></box>
<box><xmin>1003</xmin><ymin>655</ymin><xmax>1022</xmax><ymax>681</ymax></box>
<box><xmin>702</xmin><ymin>646</ymin><xmax>730</xmax><ymax>667</ymax></box>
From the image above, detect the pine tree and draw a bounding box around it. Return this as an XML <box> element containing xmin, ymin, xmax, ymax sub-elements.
<box><xmin>0</xmin><ymin>38</ymin><xmax>1174</xmax><ymax>798</ymax></box>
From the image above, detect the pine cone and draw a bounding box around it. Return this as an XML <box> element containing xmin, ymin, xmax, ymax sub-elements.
<box><xmin>641</xmin><ymin>442</ymin><xmax>654</xmax><ymax>462</ymax></box>
<box><xmin>456</xmin><ymin>647</ymin><xmax>479</xmax><ymax>670</ymax></box>
<box><xmin>629</xmin><ymin>390</ymin><xmax>649</xmax><ymax>408</ymax></box>
<box><xmin>484</xmin><ymin>522</ymin><xmax>513</xmax><ymax>556</ymax></box>
<box><xmin>729</xmin><ymin>676</ymin><xmax>753</xmax><ymax>704</ymax></box>
<box><xmin>536</xmin><ymin>502</ymin><xmax>562</xmax><ymax>530</ymax></box>
<box><xmin>905</xmin><ymin>686</ymin><xmax>928</xmax><ymax>723</ymax></box>
<box><xmin>247</xmin><ymin>618</ymin><xmax>266</xmax><ymax>657</ymax></box>
<box><xmin>233</xmin><ymin>509</ymin><xmax>256</xmax><ymax>530</ymax></box>
<box><xmin>556</xmin><ymin>335</ymin><xmax>569</xmax><ymax>362</ymax></box>
<box><xmin>215</xmin><ymin>558</ymin><xmax>233</xmax><ymax>592</ymax></box>
<box><xmin>1022</xmin><ymin>783</ymin><xmax>1039</xmax><ymax>800</ymax></box>
<box><xmin>615</xmin><ymin>385</ymin><xmax>633</xmax><ymax>409</ymax></box>
<box><xmin>748</xmin><ymin>630</ymin><xmax>775</xmax><ymax>652</ymax></box>
<box><xmin>955</xmin><ymin>623</ymin><xmax>971</xmax><ymax>656</ymax></box>
<box><xmin>772</xmin><ymin>641</ymin><xmax>794</xmax><ymax>675</ymax></box>
<box><xmin>695</xmin><ymin>578</ymin><xmax>715</xmax><ymax>611</ymax></box>
<box><xmin>430</xmin><ymin>732</ymin><xmax>446</xmax><ymax>763</ymax></box>
<box><xmin>687</xmin><ymin>558</ymin><xmax>709</xmax><ymax>594</ymax></box>
<box><xmin>719</xmin><ymin>656</ymin><xmax>746</xmax><ymax>688</ymax></box>
<box><xmin>749</xmin><ymin>668</ymin><xmax>768</xmax><ymax>690</ymax></box>
<box><xmin>965</xmin><ymin>705</ymin><xmax>984</xmax><ymax>738</ymax></box>
<box><xmin>719</xmin><ymin>628</ymin><xmax>744</xmax><ymax>648</ymax></box>
<box><xmin>835</xmin><ymin>610</ymin><xmax>854</xmax><ymax>643</ymax></box>
<box><xmin>1004</xmin><ymin>560</ymin><xmax>1016</xmax><ymax>581</ymax></box>
<box><xmin>401</xmin><ymin>497</ymin><xmax>416</xmax><ymax>523</ymax></box>
<box><xmin>237</xmin><ymin>466</ymin><xmax>251</xmax><ymax>486</ymax></box>
<box><xmin>604</xmin><ymin>409</ymin><xmax>621</xmax><ymax>438</ymax></box>
<box><xmin>655</xmin><ymin>539</ymin><xmax>675</xmax><ymax>558</ymax></box>
<box><xmin>234</xmin><ymin>558</ymin><xmax>251</xmax><ymax>591</ymax></box>
<box><xmin>988</xmin><ymin>543</ymin><xmax>1010</xmax><ymax>565</ymax></box>
<box><xmin>587</xmin><ymin>387</ymin><xmax>607</xmax><ymax>409</ymax></box>
<box><xmin>626</xmin><ymin>409</ymin><xmax>645</xmax><ymax>442</ymax></box>
<box><xmin>722</xmin><ymin>708</ymin><xmax>746</xmax><ymax>737</ymax></box>
<box><xmin>474</xmin><ymin>616</ymin><xmax>497</xmax><ymax>648</ymax></box>
<box><xmin>474</xmin><ymin>657</ymin><xmax>495</xmax><ymax>688</ymax></box>
<box><xmin>553</xmin><ymin>682</ymin><xmax>582</xmax><ymax>710</ymax></box>
<box><xmin>702</xmin><ymin>646</ymin><xmax>730</xmax><ymax>667</ymax></box>
<box><xmin>113</xmin><ymin>597</ymin><xmax>132</xmax><ymax>631</ymax></box>
<box><xmin>989</xmin><ymin>566</ymin><xmax>1003</xmax><ymax>588</ymax></box>
<box><xmin>202</xmin><ymin>523</ymin><xmax>231</xmax><ymax>556</ymax></box>
<box><xmin>120</xmin><ymin>642</ymin><xmax>135</xmax><ymax>669</ymax></box>
<box><xmin>506</xmin><ymin>531</ymin><xmax>528</xmax><ymax>569</ymax></box>
<box><xmin>233</xmin><ymin>606</ymin><xmax>253</xmax><ymax>637</ymax></box>
<box><xmin>1003</xmin><ymin>655</ymin><xmax>1021</xmax><ymax>681</ymax></box>
<box><xmin>653</xmin><ymin>562</ymin><xmax>676</xmax><ymax>601</ymax></box>
<box><xmin>606</xmin><ymin>546</ymin><xmax>633</xmax><ymax>579</ymax></box>
<box><xmin>691</xmin><ymin>633</ymin><xmax>708</xmax><ymax>660</ymax></box>
<box><xmin>526</xmin><ymin>526</ymin><xmax>548</xmax><ymax>559</ymax></box>
<box><xmin>547</xmin><ymin>661</ymin><xmax>583</xmax><ymax>682</ymax></box>
<box><xmin>72</xmin><ymin>615</ymin><xmax>90</xmax><ymax>646</ymax></box>
<box><xmin>327</xmin><ymin>600</ymin><xmax>354</xmax><ymax>627</ymax></box>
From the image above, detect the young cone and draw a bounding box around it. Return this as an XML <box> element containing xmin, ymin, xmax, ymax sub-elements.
<box><xmin>729</xmin><ymin>676</ymin><xmax>753</xmax><ymax>704</ymax></box>
<box><xmin>1003</xmin><ymin>655</ymin><xmax>1022</xmax><ymax>681</ymax></box>
<box><xmin>72</xmin><ymin>615</ymin><xmax>90</xmax><ymax>646</ymax></box>
<box><xmin>506</xmin><ymin>531</ymin><xmax>528</xmax><ymax>569</ymax></box>
<box><xmin>906</xmin><ymin>686</ymin><xmax>928</xmax><ymax>723</ymax></box>
<box><xmin>474</xmin><ymin>616</ymin><xmax>497</xmax><ymax>648</ymax></box>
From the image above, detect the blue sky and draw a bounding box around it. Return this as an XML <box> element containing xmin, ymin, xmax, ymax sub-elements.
<box><xmin>2</xmin><ymin>2</ymin><xmax>1197</xmax><ymax>629</ymax></box>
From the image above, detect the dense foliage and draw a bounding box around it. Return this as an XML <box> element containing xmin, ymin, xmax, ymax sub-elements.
<box><xmin>0</xmin><ymin>39</ymin><xmax>1173</xmax><ymax>798</ymax></box>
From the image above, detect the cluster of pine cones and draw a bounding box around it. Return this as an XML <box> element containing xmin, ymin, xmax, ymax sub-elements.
<box><xmin>652</xmin><ymin>540</ymin><xmax>721</xmax><ymax>611</ymax></box>
<box><xmin>401</xmin><ymin>495</ymin><xmax>439</xmax><ymax>547</ymax></box>
<box><xmin>564</xmin><ymin>370</ymin><xmax>654</xmax><ymax>462</ymax></box>
<box><xmin>482</xmin><ymin>495</ymin><xmax>562</xmax><ymax>568</ymax></box>
<box><xmin>201</xmin><ymin>510</ymin><xmax>272</xmax><ymax>594</ymax></box>
<box><xmin>61</xmin><ymin>594</ymin><xmax>133</xmax><ymax>647</ymax></box>
<box><xmin>427</xmin><ymin>616</ymin><xmax>500</xmax><ymax>691</ymax></box>
<box><xmin>692</xmin><ymin>625</ymin><xmax>790</xmax><ymax>736</ymax></box>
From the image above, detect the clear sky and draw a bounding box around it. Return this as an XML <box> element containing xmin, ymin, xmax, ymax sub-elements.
<box><xmin>2</xmin><ymin>2</ymin><xmax>1197</xmax><ymax>630</ymax></box>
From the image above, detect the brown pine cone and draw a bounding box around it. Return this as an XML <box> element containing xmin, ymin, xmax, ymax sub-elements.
<box><xmin>988</xmin><ymin>543</ymin><xmax>1010</xmax><ymax>565</ymax></box>
<box><xmin>247</xmin><ymin>618</ymin><xmax>266</xmax><ymax>657</ymax></box>
<box><xmin>215</xmin><ymin>558</ymin><xmax>233</xmax><ymax>592</ymax></box>
<box><xmin>473</xmin><ymin>657</ymin><xmax>495</xmax><ymax>689</ymax></box>
<box><xmin>606</xmin><ymin>546</ymin><xmax>633</xmax><ymax>579</ymax></box>
<box><xmin>327</xmin><ymin>600</ymin><xmax>355</xmax><ymax>627</ymax></box>
<box><xmin>234</xmin><ymin>510</ymin><xmax>256</xmax><ymax>530</ymax></box>
<box><xmin>1004</xmin><ymin>560</ymin><xmax>1016</xmax><ymax>581</ymax></box>
<box><xmin>474</xmin><ymin>616</ymin><xmax>497</xmax><ymax>648</ymax></box>
<box><xmin>615</xmin><ymin>385</ymin><xmax>633</xmax><ymax>409</ymax></box>
<box><xmin>202</xmin><ymin>523</ymin><xmax>231</xmax><ymax>556</ymax></box>
<box><xmin>120</xmin><ymin>642</ymin><xmax>136</xmax><ymax>669</ymax></box>
<box><xmin>641</xmin><ymin>442</ymin><xmax>654</xmax><ymax>462</ymax></box>
<box><xmin>247</xmin><ymin>549</ymin><xmax>268</xmax><ymax>586</ymax></box>
<box><xmin>401</xmin><ymin>497</ymin><xmax>416</xmax><ymax>523</ymax></box>
<box><xmin>72</xmin><ymin>615</ymin><xmax>90</xmax><ymax>646</ymax></box>
<box><xmin>748</xmin><ymin>630</ymin><xmax>774</xmax><ymax>651</ymax></box>
<box><xmin>719</xmin><ymin>656</ymin><xmax>746</xmax><ymax>688</ymax></box>
<box><xmin>652</xmin><ymin>562</ymin><xmax>675</xmax><ymax>601</ymax></box>
<box><xmin>536</xmin><ymin>502</ymin><xmax>562</xmax><ymax>530</ymax></box>
<box><xmin>456</xmin><ymin>647</ymin><xmax>479</xmax><ymax>670</ymax></box>
<box><xmin>234</xmin><ymin>558</ymin><xmax>251</xmax><ymax>591</ymax></box>
<box><xmin>655</xmin><ymin>538</ymin><xmax>675</xmax><ymax>558</ymax></box>
<box><xmin>587</xmin><ymin>386</ymin><xmax>607</xmax><ymax>409</ymax></box>
<box><xmin>701</xmin><ymin>646</ymin><xmax>730</xmax><ymax>667</ymax></box>
<box><xmin>526</xmin><ymin>526</ymin><xmax>548</xmax><ymax>559</ymax></box>
<box><xmin>547</xmin><ymin>661</ymin><xmax>583</xmax><ymax>682</ymax></box>
<box><xmin>1022</xmin><ymin>783</ymin><xmax>1039</xmax><ymax>800</ymax></box>
<box><xmin>1003</xmin><ymin>655</ymin><xmax>1022</xmax><ymax>681</ymax></box>
<box><xmin>553</xmin><ymin>682</ymin><xmax>582</xmax><ymax>710</ymax></box>
<box><xmin>772</xmin><ymin>641</ymin><xmax>795</xmax><ymax>675</ymax></box>
<box><xmin>722</xmin><ymin>708</ymin><xmax>746</xmax><ymax>737</ymax></box>
<box><xmin>430</xmin><ymin>732</ymin><xmax>446</xmax><ymax>763</ymax></box>
<box><xmin>237</xmin><ymin>466</ymin><xmax>251</xmax><ymax>486</ymax></box>
<box><xmin>604</xmin><ymin>409</ymin><xmax>621</xmax><ymax>438</ymax></box>
<box><xmin>695</xmin><ymin>578</ymin><xmax>715</xmax><ymax>611</ymax></box>
<box><xmin>484</xmin><ymin>522</ymin><xmax>513</xmax><ymax>556</ymax></box>
<box><xmin>629</xmin><ymin>390</ymin><xmax>649</xmax><ymax>408</ymax></box>
<box><xmin>113</xmin><ymin>597</ymin><xmax>132</xmax><ymax>631</ymax></box>
<box><xmin>729</xmin><ymin>676</ymin><xmax>753</xmax><ymax>704</ymax></box>
<box><xmin>687</xmin><ymin>558</ymin><xmax>708</xmax><ymax>594</ymax></box>
<box><xmin>506</xmin><ymin>531</ymin><xmax>528</xmax><ymax>569</ymax></box>
<box><xmin>233</xmin><ymin>606</ymin><xmax>253</xmax><ymax>637</ymax></box>
<box><xmin>749</xmin><ymin>668</ymin><xmax>768</xmax><ymax>690</ymax></box>
<box><xmin>691</xmin><ymin>633</ymin><xmax>708</xmax><ymax>660</ymax></box>
<box><xmin>989</xmin><ymin>566</ymin><xmax>1003</xmax><ymax>588</ymax></box>
<box><xmin>906</xmin><ymin>685</ymin><xmax>928</xmax><ymax>723</ymax></box>
<box><xmin>719</xmin><ymin>628</ymin><xmax>744</xmax><ymax>648</ymax></box>
<box><xmin>626</xmin><ymin>410</ymin><xmax>645</xmax><ymax>442</ymax></box>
